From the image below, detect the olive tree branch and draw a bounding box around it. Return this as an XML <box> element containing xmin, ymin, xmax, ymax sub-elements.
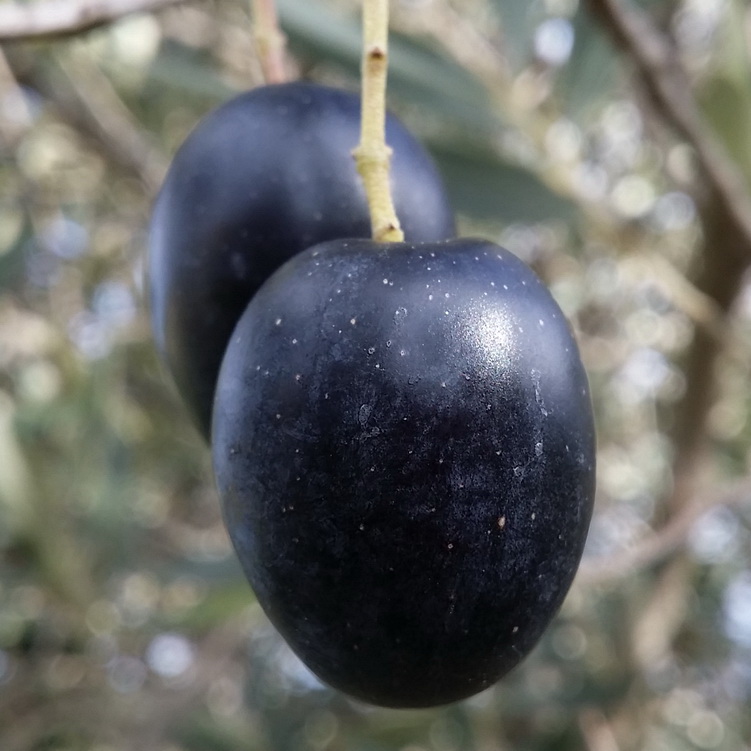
<box><xmin>251</xmin><ymin>0</ymin><xmax>286</xmax><ymax>84</ymax></box>
<box><xmin>577</xmin><ymin>475</ymin><xmax>751</xmax><ymax>585</ymax></box>
<box><xmin>0</xmin><ymin>47</ymin><xmax>33</xmax><ymax>146</ymax></box>
<box><xmin>0</xmin><ymin>0</ymin><xmax>184</xmax><ymax>42</ymax></box>
<box><xmin>587</xmin><ymin>0</ymin><xmax>751</xmax><ymax>518</ymax></box>
<box><xmin>352</xmin><ymin>0</ymin><xmax>404</xmax><ymax>244</ymax></box>
<box><xmin>586</xmin><ymin>0</ymin><xmax>751</xmax><ymax>252</ymax></box>
<box><xmin>579</xmin><ymin>708</ymin><xmax>622</xmax><ymax>751</ymax></box>
<box><xmin>8</xmin><ymin>48</ymin><xmax>167</xmax><ymax>191</ymax></box>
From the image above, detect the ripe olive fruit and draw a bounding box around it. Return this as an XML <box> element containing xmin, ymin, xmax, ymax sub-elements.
<box><xmin>148</xmin><ymin>82</ymin><xmax>455</xmax><ymax>437</ymax></box>
<box><xmin>212</xmin><ymin>237</ymin><xmax>596</xmax><ymax>708</ymax></box>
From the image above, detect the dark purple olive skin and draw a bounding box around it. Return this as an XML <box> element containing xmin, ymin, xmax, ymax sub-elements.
<box><xmin>212</xmin><ymin>238</ymin><xmax>596</xmax><ymax>708</ymax></box>
<box><xmin>149</xmin><ymin>82</ymin><xmax>455</xmax><ymax>438</ymax></box>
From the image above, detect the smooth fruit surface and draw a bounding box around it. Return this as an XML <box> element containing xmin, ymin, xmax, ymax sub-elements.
<box><xmin>212</xmin><ymin>238</ymin><xmax>596</xmax><ymax>708</ymax></box>
<box><xmin>149</xmin><ymin>82</ymin><xmax>455</xmax><ymax>437</ymax></box>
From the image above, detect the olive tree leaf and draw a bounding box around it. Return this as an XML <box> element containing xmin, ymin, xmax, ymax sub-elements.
<box><xmin>697</xmin><ymin>0</ymin><xmax>751</xmax><ymax>190</ymax></box>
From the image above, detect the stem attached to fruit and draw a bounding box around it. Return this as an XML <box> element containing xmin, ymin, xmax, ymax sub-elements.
<box><xmin>251</xmin><ymin>0</ymin><xmax>287</xmax><ymax>84</ymax></box>
<box><xmin>353</xmin><ymin>0</ymin><xmax>404</xmax><ymax>243</ymax></box>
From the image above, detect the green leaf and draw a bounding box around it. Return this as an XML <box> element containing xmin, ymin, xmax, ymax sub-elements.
<box><xmin>697</xmin><ymin>0</ymin><xmax>751</xmax><ymax>189</ymax></box>
<box><xmin>0</xmin><ymin>207</ymin><xmax>28</xmax><ymax>294</ymax></box>
<box><xmin>429</xmin><ymin>141</ymin><xmax>577</xmax><ymax>225</ymax></box>
<box><xmin>146</xmin><ymin>40</ymin><xmax>234</xmax><ymax>103</ymax></box>
<box><xmin>277</xmin><ymin>0</ymin><xmax>501</xmax><ymax>136</ymax></box>
<box><xmin>486</xmin><ymin>0</ymin><xmax>546</xmax><ymax>70</ymax></box>
<box><xmin>556</xmin><ymin>9</ymin><xmax>620</xmax><ymax>122</ymax></box>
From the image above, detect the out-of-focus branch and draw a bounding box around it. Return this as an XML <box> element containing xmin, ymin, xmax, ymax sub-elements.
<box><xmin>586</xmin><ymin>0</ymin><xmax>751</xmax><ymax>254</ymax></box>
<box><xmin>579</xmin><ymin>708</ymin><xmax>621</xmax><ymax>751</ymax></box>
<box><xmin>9</xmin><ymin>49</ymin><xmax>168</xmax><ymax>192</ymax></box>
<box><xmin>0</xmin><ymin>46</ymin><xmax>33</xmax><ymax>146</ymax></box>
<box><xmin>0</xmin><ymin>0</ymin><xmax>184</xmax><ymax>42</ymax></box>
<box><xmin>577</xmin><ymin>475</ymin><xmax>751</xmax><ymax>585</ymax></box>
<box><xmin>588</xmin><ymin>0</ymin><xmax>751</xmax><ymax>518</ymax></box>
<box><xmin>251</xmin><ymin>0</ymin><xmax>287</xmax><ymax>84</ymax></box>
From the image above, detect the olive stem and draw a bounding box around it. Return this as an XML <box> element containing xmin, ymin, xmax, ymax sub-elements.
<box><xmin>251</xmin><ymin>0</ymin><xmax>287</xmax><ymax>84</ymax></box>
<box><xmin>353</xmin><ymin>0</ymin><xmax>404</xmax><ymax>243</ymax></box>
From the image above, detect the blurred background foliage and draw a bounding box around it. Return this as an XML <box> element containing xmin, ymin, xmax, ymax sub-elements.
<box><xmin>1</xmin><ymin>0</ymin><xmax>751</xmax><ymax>749</ymax></box>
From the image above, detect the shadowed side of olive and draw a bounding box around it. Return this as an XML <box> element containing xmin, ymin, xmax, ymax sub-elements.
<box><xmin>212</xmin><ymin>237</ymin><xmax>596</xmax><ymax>708</ymax></box>
<box><xmin>148</xmin><ymin>82</ymin><xmax>456</xmax><ymax>438</ymax></box>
